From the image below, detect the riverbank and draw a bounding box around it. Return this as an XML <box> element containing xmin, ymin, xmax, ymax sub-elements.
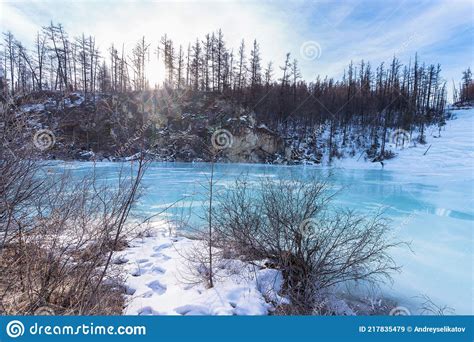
<box><xmin>115</xmin><ymin>221</ymin><xmax>289</xmax><ymax>315</ymax></box>
<box><xmin>10</xmin><ymin>91</ymin><xmax>463</xmax><ymax>166</ymax></box>
<box><xmin>335</xmin><ymin>106</ymin><xmax>474</xmax><ymax>175</ymax></box>
<box><xmin>114</xmin><ymin>220</ymin><xmax>397</xmax><ymax>316</ymax></box>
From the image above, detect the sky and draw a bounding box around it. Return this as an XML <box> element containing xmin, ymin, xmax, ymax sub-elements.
<box><xmin>0</xmin><ymin>0</ymin><xmax>473</xmax><ymax>98</ymax></box>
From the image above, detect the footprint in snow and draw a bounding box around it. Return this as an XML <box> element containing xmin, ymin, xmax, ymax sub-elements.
<box><xmin>125</xmin><ymin>286</ymin><xmax>136</xmax><ymax>295</ymax></box>
<box><xmin>174</xmin><ymin>304</ymin><xmax>210</xmax><ymax>315</ymax></box>
<box><xmin>137</xmin><ymin>306</ymin><xmax>162</xmax><ymax>315</ymax></box>
<box><xmin>150</xmin><ymin>253</ymin><xmax>171</xmax><ymax>260</ymax></box>
<box><xmin>141</xmin><ymin>291</ymin><xmax>154</xmax><ymax>298</ymax></box>
<box><xmin>129</xmin><ymin>260</ymin><xmax>154</xmax><ymax>276</ymax></box>
<box><xmin>153</xmin><ymin>243</ymin><xmax>173</xmax><ymax>252</ymax></box>
<box><xmin>130</xmin><ymin>268</ymin><xmax>142</xmax><ymax>277</ymax></box>
<box><xmin>112</xmin><ymin>255</ymin><xmax>129</xmax><ymax>265</ymax></box>
<box><xmin>151</xmin><ymin>265</ymin><xmax>166</xmax><ymax>274</ymax></box>
<box><xmin>146</xmin><ymin>280</ymin><xmax>167</xmax><ymax>294</ymax></box>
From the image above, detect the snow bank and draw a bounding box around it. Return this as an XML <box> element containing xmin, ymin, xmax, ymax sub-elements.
<box><xmin>115</xmin><ymin>222</ymin><xmax>288</xmax><ymax>315</ymax></box>
<box><xmin>335</xmin><ymin>107</ymin><xmax>474</xmax><ymax>175</ymax></box>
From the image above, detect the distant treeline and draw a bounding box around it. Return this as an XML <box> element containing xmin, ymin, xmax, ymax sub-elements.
<box><xmin>1</xmin><ymin>23</ymin><xmax>473</xmax><ymax>153</ymax></box>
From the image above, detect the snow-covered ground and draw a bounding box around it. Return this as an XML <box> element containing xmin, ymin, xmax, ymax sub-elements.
<box><xmin>114</xmin><ymin>223</ymin><xmax>289</xmax><ymax>316</ymax></box>
<box><xmin>337</xmin><ymin>107</ymin><xmax>473</xmax><ymax>314</ymax></box>
<box><xmin>336</xmin><ymin>107</ymin><xmax>474</xmax><ymax>174</ymax></box>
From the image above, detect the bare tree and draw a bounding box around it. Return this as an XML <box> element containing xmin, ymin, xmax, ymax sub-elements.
<box><xmin>3</xmin><ymin>32</ymin><xmax>16</xmax><ymax>94</ymax></box>
<box><xmin>236</xmin><ymin>39</ymin><xmax>246</xmax><ymax>93</ymax></box>
<box><xmin>131</xmin><ymin>36</ymin><xmax>150</xmax><ymax>91</ymax></box>
<box><xmin>249</xmin><ymin>39</ymin><xmax>261</xmax><ymax>91</ymax></box>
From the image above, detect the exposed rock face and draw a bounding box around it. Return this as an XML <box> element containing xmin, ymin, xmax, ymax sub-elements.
<box><xmin>224</xmin><ymin>124</ymin><xmax>284</xmax><ymax>163</ymax></box>
<box><xmin>10</xmin><ymin>91</ymin><xmax>287</xmax><ymax>163</ymax></box>
<box><xmin>150</xmin><ymin>113</ymin><xmax>285</xmax><ymax>163</ymax></box>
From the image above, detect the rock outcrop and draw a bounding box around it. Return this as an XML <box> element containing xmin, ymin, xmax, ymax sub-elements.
<box><xmin>9</xmin><ymin>91</ymin><xmax>288</xmax><ymax>163</ymax></box>
<box><xmin>220</xmin><ymin>117</ymin><xmax>284</xmax><ymax>163</ymax></box>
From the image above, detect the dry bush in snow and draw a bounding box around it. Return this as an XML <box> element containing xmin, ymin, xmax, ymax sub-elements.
<box><xmin>213</xmin><ymin>176</ymin><xmax>406</xmax><ymax>314</ymax></box>
<box><xmin>1</xmin><ymin>98</ymin><xmax>148</xmax><ymax>314</ymax></box>
<box><xmin>0</xmin><ymin>159</ymin><xmax>146</xmax><ymax>315</ymax></box>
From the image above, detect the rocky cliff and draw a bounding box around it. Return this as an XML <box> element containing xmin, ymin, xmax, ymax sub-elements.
<box><xmin>7</xmin><ymin>90</ymin><xmax>289</xmax><ymax>164</ymax></box>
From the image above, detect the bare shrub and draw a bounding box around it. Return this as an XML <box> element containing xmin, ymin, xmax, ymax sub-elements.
<box><xmin>0</xmin><ymin>155</ymin><xmax>147</xmax><ymax>314</ymax></box>
<box><xmin>417</xmin><ymin>294</ymin><xmax>455</xmax><ymax>315</ymax></box>
<box><xmin>0</xmin><ymin>100</ymin><xmax>44</xmax><ymax>249</ymax></box>
<box><xmin>213</xmin><ymin>175</ymin><xmax>406</xmax><ymax>314</ymax></box>
<box><xmin>178</xmin><ymin>160</ymin><xmax>224</xmax><ymax>288</ymax></box>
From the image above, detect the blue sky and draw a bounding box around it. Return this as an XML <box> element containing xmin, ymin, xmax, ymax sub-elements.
<box><xmin>1</xmin><ymin>0</ymin><xmax>472</xmax><ymax>96</ymax></box>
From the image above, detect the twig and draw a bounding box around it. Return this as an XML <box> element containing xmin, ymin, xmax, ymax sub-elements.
<box><xmin>423</xmin><ymin>144</ymin><xmax>432</xmax><ymax>156</ymax></box>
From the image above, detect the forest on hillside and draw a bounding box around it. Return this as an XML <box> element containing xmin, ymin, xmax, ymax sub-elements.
<box><xmin>1</xmin><ymin>22</ymin><xmax>473</xmax><ymax>161</ymax></box>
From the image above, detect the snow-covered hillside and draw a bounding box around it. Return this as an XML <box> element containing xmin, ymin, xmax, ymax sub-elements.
<box><xmin>337</xmin><ymin>107</ymin><xmax>474</xmax><ymax>174</ymax></box>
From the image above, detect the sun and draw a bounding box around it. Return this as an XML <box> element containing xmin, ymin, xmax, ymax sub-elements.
<box><xmin>145</xmin><ymin>55</ymin><xmax>166</xmax><ymax>88</ymax></box>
